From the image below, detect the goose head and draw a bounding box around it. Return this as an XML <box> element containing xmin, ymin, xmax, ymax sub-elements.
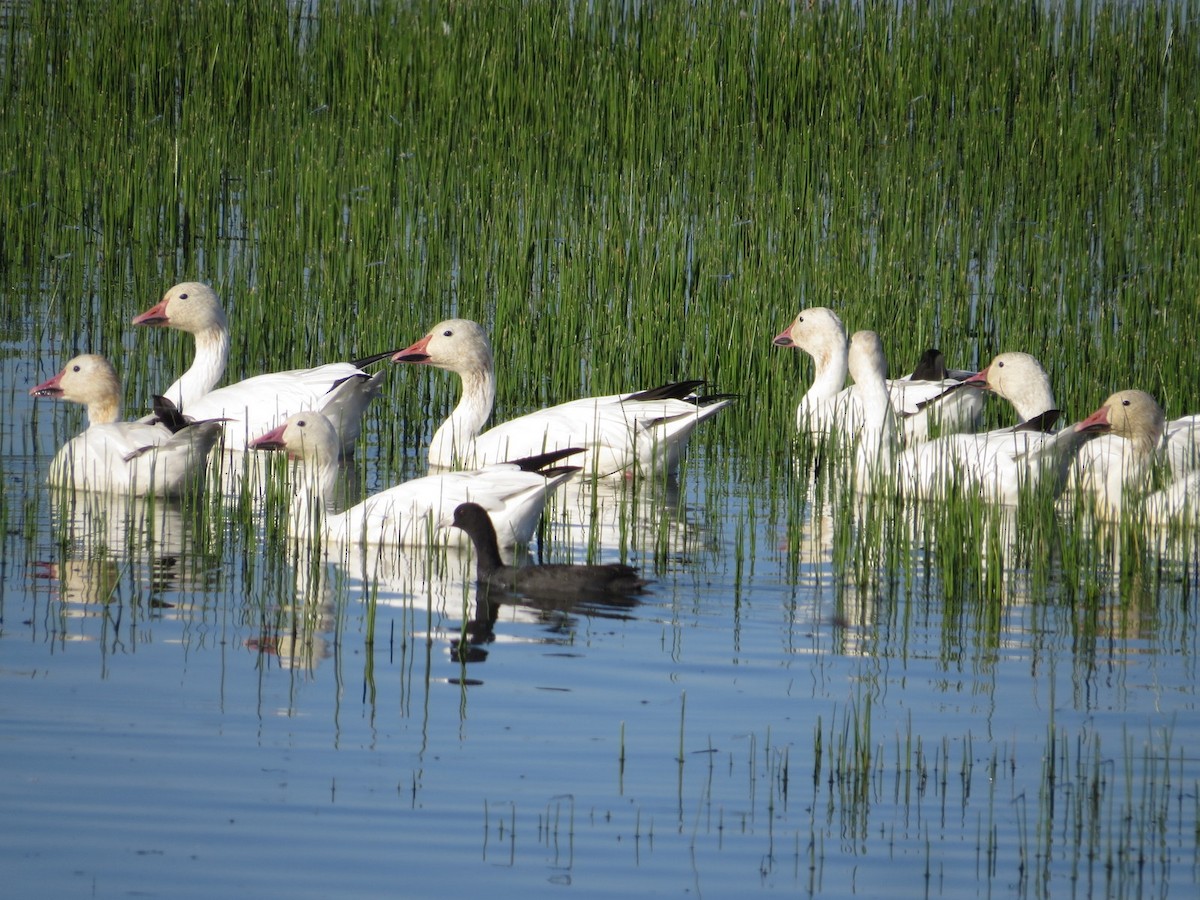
<box><xmin>30</xmin><ymin>354</ymin><xmax>122</xmax><ymax>425</ymax></box>
<box><xmin>962</xmin><ymin>351</ymin><xmax>1056</xmax><ymax>419</ymax></box>
<box><xmin>847</xmin><ymin>330</ymin><xmax>891</xmax><ymax>397</ymax></box>
<box><xmin>391</xmin><ymin>318</ymin><xmax>494</xmax><ymax>377</ymax></box>
<box><xmin>133</xmin><ymin>282</ymin><xmax>227</xmax><ymax>334</ymax></box>
<box><xmin>249</xmin><ymin>411</ymin><xmax>341</xmax><ymax>464</ymax></box>
<box><xmin>1075</xmin><ymin>390</ymin><xmax>1166</xmax><ymax>457</ymax></box>
<box><xmin>773</xmin><ymin>307</ymin><xmax>848</xmax><ymax>364</ymax></box>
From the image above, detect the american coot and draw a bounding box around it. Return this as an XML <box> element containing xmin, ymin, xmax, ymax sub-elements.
<box><xmin>451</xmin><ymin>501</ymin><xmax>649</xmax><ymax>601</ymax></box>
<box><xmin>132</xmin><ymin>281</ymin><xmax>386</xmax><ymax>456</ymax></box>
<box><xmin>390</xmin><ymin>317</ymin><xmax>732</xmax><ymax>476</ymax></box>
<box><xmin>249</xmin><ymin>412</ymin><xmax>580</xmax><ymax>547</ymax></box>
<box><xmin>29</xmin><ymin>354</ymin><xmax>222</xmax><ymax>497</ymax></box>
<box><xmin>773</xmin><ymin>305</ymin><xmax>983</xmax><ymax>443</ymax></box>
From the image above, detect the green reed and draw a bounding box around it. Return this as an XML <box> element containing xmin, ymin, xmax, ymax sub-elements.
<box><xmin>6</xmin><ymin>1</ymin><xmax>1199</xmax><ymax>457</ymax></box>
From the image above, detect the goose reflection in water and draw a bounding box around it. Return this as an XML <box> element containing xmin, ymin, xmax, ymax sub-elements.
<box><xmin>545</xmin><ymin>470</ymin><xmax>716</xmax><ymax>565</ymax></box>
<box><xmin>244</xmin><ymin>559</ymin><xmax>336</xmax><ymax>673</ymax></box>
<box><xmin>42</xmin><ymin>490</ymin><xmax>220</xmax><ymax>596</ymax></box>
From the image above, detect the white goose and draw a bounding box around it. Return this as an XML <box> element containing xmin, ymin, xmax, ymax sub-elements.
<box><xmin>963</xmin><ymin>352</ymin><xmax>1142</xmax><ymax>500</ymax></box>
<box><xmin>391</xmin><ymin>318</ymin><xmax>732</xmax><ymax>476</ymax></box>
<box><xmin>132</xmin><ymin>281</ymin><xmax>385</xmax><ymax>454</ymax></box>
<box><xmin>249</xmin><ymin>411</ymin><xmax>580</xmax><ymax>548</ymax></box>
<box><xmin>1068</xmin><ymin>390</ymin><xmax>1167</xmax><ymax>520</ymax></box>
<box><xmin>29</xmin><ymin>354</ymin><xmax>222</xmax><ymax>497</ymax></box>
<box><xmin>848</xmin><ymin>333</ymin><xmax>1094</xmax><ymax>503</ymax></box>
<box><xmin>774</xmin><ymin>306</ymin><xmax>982</xmax><ymax>444</ymax></box>
<box><xmin>1069</xmin><ymin>406</ymin><xmax>1200</xmax><ymax>505</ymax></box>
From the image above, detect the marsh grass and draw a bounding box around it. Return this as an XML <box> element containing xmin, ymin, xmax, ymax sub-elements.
<box><xmin>458</xmin><ymin>704</ymin><xmax>1195</xmax><ymax>893</ymax></box>
<box><xmin>7</xmin><ymin>2</ymin><xmax>1199</xmax><ymax>438</ymax></box>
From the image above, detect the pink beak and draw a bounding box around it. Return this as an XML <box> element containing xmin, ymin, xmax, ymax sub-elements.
<box><xmin>29</xmin><ymin>370</ymin><xmax>65</xmax><ymax>398</ymax></box>
<box><xmin>772</xmin><ymin>328</ymin><xmax>794</xmax><ymax>348</ymax></box>
<box><xmin>132</xmin><ymin>298</ymin><xmax>170</xmax><ymax>326</ymax></box>
<box><xmin>392</xmin><ymin>333</ymin><xmax>433</xmax><ymax>364</ymax></box>
<box><xmin>1075</xmin><ymin>403</ymin><xmax>1112</xmax><ymax>434</ymax></box>
<box><xmin>249</xmin><ymin>422</ymin><xmax>288</xmax><ymax>451</ymax></box>
<box><xmin>960</xmin><ymin>367</ymin><xmax>991</xmax><ymax>389</ymax></box>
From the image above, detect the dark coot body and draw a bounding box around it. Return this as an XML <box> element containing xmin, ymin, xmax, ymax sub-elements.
<box><xmin>451</xmin><ymin>502</ymin><xmax>649</xmax><ymax>601</ymax></box>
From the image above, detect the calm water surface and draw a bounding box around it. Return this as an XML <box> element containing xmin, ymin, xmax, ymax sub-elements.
<box><xmin>2</xmin><ymin>332</ymin><xmax>1198</xmax><ymax>899</ymax></box>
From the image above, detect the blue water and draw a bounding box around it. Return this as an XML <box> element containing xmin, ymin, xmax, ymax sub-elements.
<box><xmin>3</xmin><ymin>333</ymin><xmax>1199</xmax><ymax>898</ymax></box>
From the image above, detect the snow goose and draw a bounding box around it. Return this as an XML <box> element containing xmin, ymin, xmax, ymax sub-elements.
<box><xmin>1069</xmin><ymin>408</ymin><xmax>1198</xmax><ymax>504</ymax></box>
<box><xmin>391</xmin><ymin>318</ymin><xmax>732</xmax><ymax>476</ymax></box>
<box><xmin>451</xmin><ymin>502</ymin><xmax>649</xmax><ymax>602</ymax></box>
<box><xmin>249</xmin><ymin>411</ymin><xmax>580</xmax><ymax>548</ymax></box>
<box><xmin>848</xmin><ymin>334</ymin><xmax>1094</xmax><ymax>503</ymax></box>
<box><xmin>29</xmin><ymin>354</ymin><xmax>222</xmax><ymax>497</ymax></box>
<box><xmin>1072</xmin><ymin>391</ymin><xmax>1199</xmax><ymax>524</ymax></box>
<box><xmin>1069</xmin><ymin>390</ymin><xmax>1166</xmax><ymax>519</ymax></box>
<box><xmin>132</xmin><ymin>281</ymin><xmax>386</xmax><ymax>455</ymax></box>
<box><xmin>774</xmin><ymin>306</ymin><xmax>982</xmax><ymax>444</ymax></box>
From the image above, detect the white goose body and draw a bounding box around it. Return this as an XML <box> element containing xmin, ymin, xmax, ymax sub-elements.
<box><xmin>1067</xmin><ymin>406</ymin><xmax>1199</xmax><ymax>514</ymax></box>
<box><xmin>848</xmin><ymin>334</ymin><xmax>1091</xmax><ymax>503</ymax></box>
<box><xmin>1164</xmin><ymin>415</ymin><xmax>1200</xmax><ymax>476</ymax></box>
<box><xmin>250</xmin><ymin>412</ymin><xmax>579</xmax><ymax>548</ymax></box>
<box><xmin>392</xmin><ymin>319</ymin><xmax>731</xmax><ymax>476</ymax></box>
<box><xmin>1144</xmin><ymin>471</ymin><xmax>1200</xmax><ymax>524</ymax></box>
<box><xmin>907</xmin><ymin>350</ymin><xmax>1076</xmax><ymax>502</ymax></box>
<box><xmin>897</xmin><ymin>426</ymin><xmax>1088</xmax><ymax>504</ymax></box>
<box><xmin>844</xmin><ymin>331</ymin><xmax>898</xmax><ymax>491</ymax></box>
<box><xmin>30</xmin><ymin>355</ymin><xmax>221</xmax><ymax>497</ymax></box>
<box><xmin>133</xmin><ymin>282</ymin><xmax>384</xmax><ymax>454</ymax></box>
<box><xmin>774</xmin><ymin>307</ymin><xmax>981</xmax><ymax>444</ymax></box>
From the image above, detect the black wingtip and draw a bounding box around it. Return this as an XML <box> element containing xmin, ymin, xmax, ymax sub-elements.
<box><xmin>910</xmin><ymin>380</ymin><xmax>973</xmax><ymax>413</ymax></box>
<box><xmin>626</xmin><ymin>380</ymin><xmax>706</xmax><ymax>402</ymax></box>
<box><xmin>350</xmin><ymin>349</ymin><xmax>400</xmax><ymax>368</ymax></box>
<box><xmin>1014</xmin><ymin>409</ymin><xmax>1062</xmax><ymax>433</ymax></box>
<box><xmin>695</xmin><ymin>391</ymin><xmax>738</xmax><ymax>406</ymax></box>
<box><xmin>537</xmin><ymin>465</ymin><xmax>583</xmax><ymax>478</ymax></box>
<box><xmin>506</xmin><ymin>447</ymin><xmax>586</xmax><ymax>472</ymax></box>
<box><xmin>151</xmin><ymin>395</ymin><xmax>192</xmax><ymax>433</ymax></box>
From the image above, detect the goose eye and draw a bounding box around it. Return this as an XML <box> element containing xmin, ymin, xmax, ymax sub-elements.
<box><xmin>1121</xmin><ymin>399</ymin><xmax>1131</xmax><ymax>407</ymax></box>
<box><xmin>997</xmin><ymin>361</ymin><xmax>1005</xmax><ymax>368</ymax></box>
<box><xmin>442</xmin><ymin>329</ymin><xmax>453</xmax><ymax>337</ymax></box>
<box><xmin>297</xmin><ymin>419</ymin><xmax>307</xmax><ymax>427</ymax></box>
<box><xmin>797</xmin><ymin>316</ymin><xmax>804</xmax><ymax>323</ymax></box>
<box><xmin>72</xmin><ymin>365</ymin><xmax>81</xmax><ymax>372</ymax></box>
<box><xmin>179</xmin><ymin>293</ymin><xmax>188</xmax><ymax>300</ymax></box>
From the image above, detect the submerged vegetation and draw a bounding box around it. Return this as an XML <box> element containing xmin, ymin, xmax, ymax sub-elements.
<box><xmin>3</xmin><ymin>0</ymin><xmax>1200</xmax><ymax>895</ymax></box>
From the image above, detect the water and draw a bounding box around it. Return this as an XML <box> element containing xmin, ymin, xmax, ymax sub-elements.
<box><xmin>3</xmin><ymin>328</ymin><xmax>1199</xmax><ymax>898</ymax></box>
